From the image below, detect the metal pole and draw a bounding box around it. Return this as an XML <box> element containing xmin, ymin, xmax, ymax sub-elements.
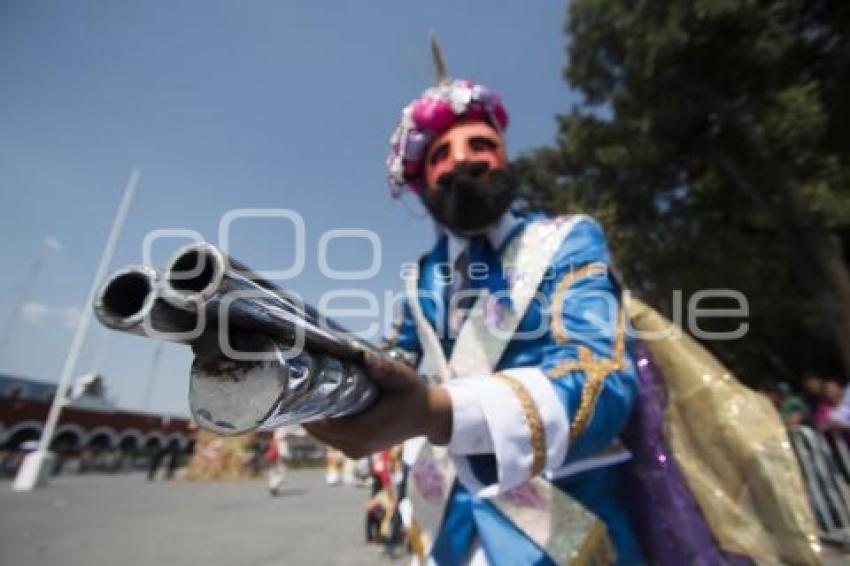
<box><xmin>13</xmin><ymin>169</ymin><xmax>140</xmax><ymax>491</ymax></box>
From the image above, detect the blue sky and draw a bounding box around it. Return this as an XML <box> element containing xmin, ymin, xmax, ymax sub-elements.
<box><xmin>0</xmin><ymin>1</ymin><xmax>578</xmax><ymax>415</ymax></box>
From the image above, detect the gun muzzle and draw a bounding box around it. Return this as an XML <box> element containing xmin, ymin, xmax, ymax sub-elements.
<box><xmin>163</xmin><ymin>243</ymin><xmax>370</xmax><ymax>361</ymax></box>
<box><xmin>95</xmin><ymin>245</ymin><xmax>380</xmax><ymax>434</ymax></box>
<box><xmin>94</xmin><ymin>265</ymin><xmax>199</xmax><ymax>342</ymax></box>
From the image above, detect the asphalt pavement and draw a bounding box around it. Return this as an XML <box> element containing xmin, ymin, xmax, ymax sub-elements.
<box><xmin>1</xmin><ymin>470</ymin><xmax>406</xmax><ymax>566</ymax></box>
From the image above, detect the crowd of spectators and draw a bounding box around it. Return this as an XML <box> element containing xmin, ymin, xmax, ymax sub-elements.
<box><xmin>761</xmin><ymin>374</ymin><xmax>850</xmax><ymax>543</ymax></box>
<box><xmin>763</xmin><ymin>374</ymin><xmax>850</xmax><ymax>433</ymax></box>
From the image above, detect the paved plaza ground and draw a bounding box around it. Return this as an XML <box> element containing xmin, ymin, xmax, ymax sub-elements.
<box><xmin>1</xmin><ymin>470</ymin><xmax>406</xmax><ymax>566</ymax></box>
<box><xmin>5</xmin><ymin>470</ymin><xmax>849</xmax><ymax>565</ymax></box>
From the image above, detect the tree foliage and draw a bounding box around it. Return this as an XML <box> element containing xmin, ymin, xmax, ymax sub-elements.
<box><xmin>517</xmin><ymin>0</ymin><xmax>850</xmax><ymax>381</ymax></box>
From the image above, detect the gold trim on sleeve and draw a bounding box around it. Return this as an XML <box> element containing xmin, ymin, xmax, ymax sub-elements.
<box><xmin>547</xmin><ymin>305</ymin><xmax>627</xmax><ymax>440</ymax></box>
<box><xmin>493</xmin><ymin>372</ymin><xmax>547</xmax><ymax>477</ymax></box>
<box><xmin>550</xmin><ymin>262</ymin><xmax>608</xmax><ymax>344</ymax></box>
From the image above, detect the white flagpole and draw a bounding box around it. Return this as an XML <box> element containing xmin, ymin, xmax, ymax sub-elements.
<box><xmin>13</xmin><ymin>169</ymin><xmax>140</xmax><ymax>491</ymax></box>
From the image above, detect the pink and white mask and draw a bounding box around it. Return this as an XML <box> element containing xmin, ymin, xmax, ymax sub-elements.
<box><xmin>386</xmin><ymin>78</ymin><xmax>510</xmax><ymax>196</ymax></box>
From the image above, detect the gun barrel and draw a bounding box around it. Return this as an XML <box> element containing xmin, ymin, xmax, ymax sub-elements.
<box><xmin>94</xmin><ymin>265</ymin><xmax>199</xmax><ymax>342</ymax></box>
<box><xmin>94</xmin><ymin>246</ymin><xmax>382</xmax><ymax>435</ymax></box>
<box><xmin>189</xmin><ymin>344</ymin><xmax>376</xmax><ymax>435</ymax></box>
<box><xmin>163</xmin><ymin>243</ymin><xmax>370</xmax><ymax>361</ymax></box>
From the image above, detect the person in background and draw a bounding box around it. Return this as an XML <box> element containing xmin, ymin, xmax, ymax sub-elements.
<box><xmin>801</xmin><ymin>373</ymin><xmax>825</xmax><ymax>420</ymax></box>
<box><xmin>341</xmin><ymin>456</ymin><xmax>356</xmax><ymax>486</ymax></box>
<box><xmin>146</xmin><ymin>444</ymin><xmax>164</xmax><ymax>481</ymax></box>
<box><xmin>830</xmin><ymin>383</ymin><xmax>850</xmax><ymax>429</ymax></box>
<box><xmin>325</xmin><ymin>447</ymin><xmax>343</xmax><ymax>486</ymax></box>
<box><xmin>365</xmin><ymin>447</ymin><xmax>407</xmax><ymax>557</ymax></box>
<box><xmin>165</xmin><ymin>442</ymin><xmax>182</xmax><ymax>479</ymax></box>
<box><xmin>778</xmin><ymin>382</ymin><xmax>811</xmax><ymax>427</ymax></box>
<box><xmin>267</xmin><ymin>428</ymin><xmax>290</xmax><ymax>496</ymax></box>
<box><xmin>365</xmin><ymin>449</ymin><xmax>396</xmax><ymax>544</ymax></box>
<box><xmin>354</xmin><ymin>457</ymin><xmax>372</xmax><ymax>488</ymax></box>
<box><xmin>815</xmin><ymin>379</ymin><xmax>849</xmax><ymax>433</ymax></box>
<box><xmin>813</xmin><ymin>378</ymin><xmax>850</xmax><ymax>483</ymax></box>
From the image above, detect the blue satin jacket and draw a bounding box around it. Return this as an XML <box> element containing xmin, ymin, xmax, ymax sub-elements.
<box><xmin>390</xmin><ymin>212</ymin><xmax>645</xmax><ymax>564</ymax></box>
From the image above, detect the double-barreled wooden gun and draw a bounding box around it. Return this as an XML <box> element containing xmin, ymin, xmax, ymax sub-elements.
<box><xmin>94</xmin><ymin>243</ymin><xmax>378</xmax><ymax>435</ymax></box>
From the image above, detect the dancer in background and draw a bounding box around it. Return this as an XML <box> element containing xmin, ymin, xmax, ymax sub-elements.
<box><xmin>267</xmin><ymin>428</ymin><xmax>290</xmax><ymax>497</ymax></box>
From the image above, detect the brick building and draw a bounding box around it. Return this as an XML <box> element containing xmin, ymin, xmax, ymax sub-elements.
<box><xmin>0</xmin><ymin>374</ymin><xmax>192</xmax><ymax>475</ymax></box>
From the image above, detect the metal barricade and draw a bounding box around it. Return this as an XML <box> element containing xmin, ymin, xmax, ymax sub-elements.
<box><xmin>828</xmin><ymin>430</ymin><xmax>850</xmax><ymax>484</ymax></box>
<box><xmin>788</xmin><ymin>425</ymin><xmax>850</xmax><ymax>546</ymax></box>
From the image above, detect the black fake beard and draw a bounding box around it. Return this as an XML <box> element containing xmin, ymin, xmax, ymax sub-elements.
<box><xmin>421</xmin><ymin>162</ymin><xmax>518</xmax><ymax>238</ymax></box>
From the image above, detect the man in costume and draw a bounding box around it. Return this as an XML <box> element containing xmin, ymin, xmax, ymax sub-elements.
<box><xmin>307</xmin><ymin>55</ymin><xmax>644</xmax><ymax>561</ymax></box>
<box><xmin>307</xmin><ymin>44</ymin><xmax>820</xmax><ymax>564</ymax></box>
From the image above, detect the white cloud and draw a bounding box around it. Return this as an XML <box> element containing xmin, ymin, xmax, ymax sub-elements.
<box><xmin>44</xmin><ymin>236</ymin><xmax>63</xmax><ymax>251</ymax></box>
<box><xmin>20</xmin><ymin>302</ymin><xmax>80</xmax><ymax>329</ymax></box>
<box><xmin>21</xmin><ymin>302</ymin><xmax>49</xmax><ymax>324</ymax></box>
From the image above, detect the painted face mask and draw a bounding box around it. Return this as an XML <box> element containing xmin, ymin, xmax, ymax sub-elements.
<box><xmin>386</xmin><ymin>78</ymin><xmax>510</xmax><ymax>196</ymax></box>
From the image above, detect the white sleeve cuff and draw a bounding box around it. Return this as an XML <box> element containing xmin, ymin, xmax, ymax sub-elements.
<box><xmin>443</xmin><ymin>367</ymin><xmax>570</xmax><ymax>497</ymax></box>
<box><xmin>443</xmin><ymin>379</ymin><xmax>495</xmax><ymax>454</ymax></box>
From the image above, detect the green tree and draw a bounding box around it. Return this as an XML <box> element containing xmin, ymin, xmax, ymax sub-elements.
<box><xmin>518</xmin><ymin>0</ymin><xmax>850</xmax><ymax>380</ymax></box>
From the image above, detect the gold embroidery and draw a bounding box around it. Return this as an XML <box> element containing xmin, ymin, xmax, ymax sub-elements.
<box><xmin>550</xmin><ymin>262</ymin><xmax>608</xmax><ymax>344</ymax></box>
<box><xmin>407</xmin><ymin>521</ymin><xmax>427</xmax><ymax>561</ymax></box>
<box><xmin>570</xmin><ymin>520</ymin><xmax>616</xmax><ymax>565</ymax></box>
<box><xmin>493</xmin><ymin>372</ymin><xmax>547</xmax><ymax>477</ymax></box>
<box><xmin>547</xmin><ymin>306</ymin><xmax>627</xmax><ymax>440</ymax></box>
